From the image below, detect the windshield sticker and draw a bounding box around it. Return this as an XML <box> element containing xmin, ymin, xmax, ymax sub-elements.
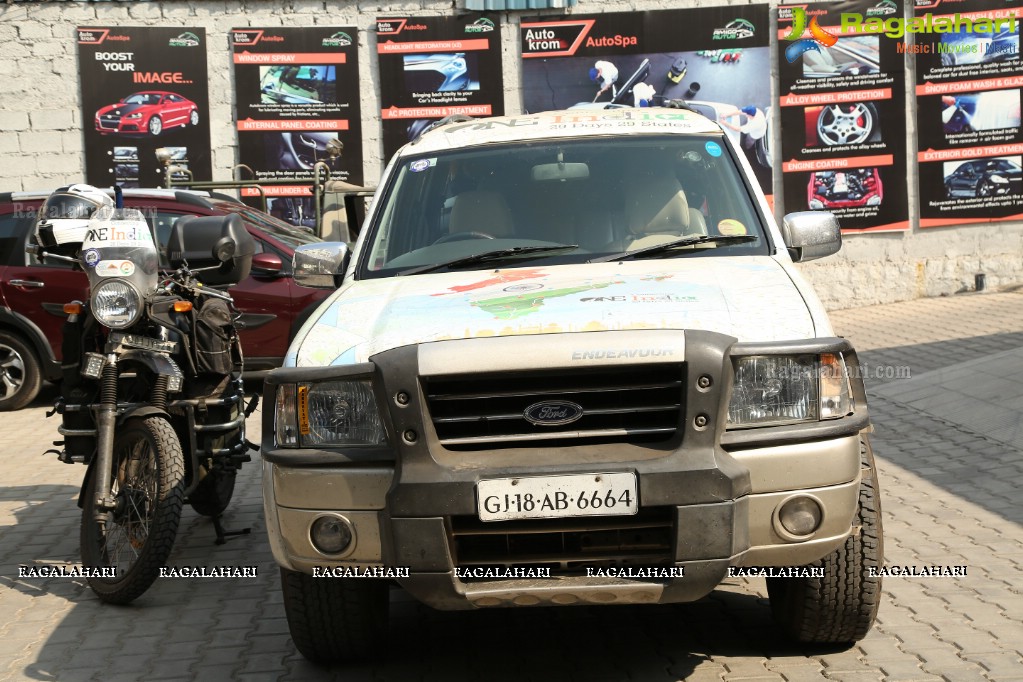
<box><xmin>717</xmin><ymin>219</ymin><xmax>748</xmax><ymax>236</ymax></box>
<box><xmin>704</xmin><ymin>141</ymin><xmax>722</xmax><ymax>158</ymax></box>
<box><xmin>83</xmin><ymin>249</ymin><xmax>100</xmax><ymax>267</ymax></box>
<box><xmin>95</xmin><ymin>260</ymin><xmax>135</xmax><ymax>277</ymax></box>
<box><xmin>409</xmin><ymin>158</ymin><xmax>435</xmax><ymax>173</ymax></box>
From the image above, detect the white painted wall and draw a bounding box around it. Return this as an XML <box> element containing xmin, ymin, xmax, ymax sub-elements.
<box><xmin>1</xmin><ymin>0</ymin><xmax>1020</xmax><ymax>309</ymax></box>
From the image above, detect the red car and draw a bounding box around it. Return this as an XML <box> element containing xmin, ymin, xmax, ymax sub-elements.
<box><xmin>95</xmin><ymin>91</ymin><xmax>199</xmax><ymax>136</ymax></box>
<box><xmin>0</xmin><ymin>188</ymin><xmax>331</xmax><ymax>410</ymax></box>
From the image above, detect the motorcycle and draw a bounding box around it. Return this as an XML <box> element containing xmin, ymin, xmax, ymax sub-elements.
<box><xmin>31</xmin><ymin>191</ymin><xmax>256</xmax><ymax>604</ymax></box>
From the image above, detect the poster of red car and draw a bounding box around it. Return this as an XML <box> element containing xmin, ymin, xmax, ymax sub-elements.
<box><xmin>77</xmin><ymin>27</ymin><xmax>212</xmax><ymax>187</ymax></box>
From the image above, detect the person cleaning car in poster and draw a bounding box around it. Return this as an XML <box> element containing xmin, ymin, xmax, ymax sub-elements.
<box><xmin>722</xmin><ymin>105</ymin><xmax>768</xmax><ymax>150</ymax></box>
<box><xmin>590</xmin><ymin>60</ymin><xmax>619</xmax><ymax>101</ymax></box>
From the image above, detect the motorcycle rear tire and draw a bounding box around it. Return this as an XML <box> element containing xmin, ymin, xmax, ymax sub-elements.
<box><xmin>188</xmin><ymin>465</ymin><xmax>237</xmax><ymax>517</ymax></box>
<box><xmin>80</xmin><ymin>416</ymin><xmax>185</xmax><ymax>604</ymax></box>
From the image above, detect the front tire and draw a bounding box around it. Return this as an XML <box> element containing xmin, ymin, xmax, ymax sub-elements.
<box><xmin>0</xmin><ymin>331</ymin><xmax>42</xmax><ymax>411</ymax></box>
<box><xmin>148</xmin><ymin>116</ymin><xmax>163</xmax><ymax>136</ymax></box>
<box><xmin>280</xmin><ymin>567</ymin><xmax>389</xmax><ymax>663</ymax></box>
<box><xmin>767</xmin><ymin>435</ymin><xmax>883</xmax><ymax>644</ymax></box>
<box><xmin>80</xmin><ymin>416</ymin><xmax>185</xmax><ymax>604</ymax></box>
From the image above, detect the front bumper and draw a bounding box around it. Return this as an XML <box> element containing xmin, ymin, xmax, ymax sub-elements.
<box><xmin>262</xmin><ymin>331</ymin><xmax>869</xmax><ymax>609</ymax></box>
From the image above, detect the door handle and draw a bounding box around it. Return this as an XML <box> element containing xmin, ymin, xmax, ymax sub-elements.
<box><xmin>8</xmin><ymin>279</ymin><xmax>45</xmax><ymax>288</ymax></box>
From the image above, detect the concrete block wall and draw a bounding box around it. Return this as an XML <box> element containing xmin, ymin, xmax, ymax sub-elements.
<box><xmin>1</xmin><ymin>0</ymin><xmax>1020</xmax><ymax>310</ymax></box>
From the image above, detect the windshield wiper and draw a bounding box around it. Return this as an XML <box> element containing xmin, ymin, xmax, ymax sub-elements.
<box><xmin>589</xmin><ymin>235</ymin><xmax>757</xmax><ymax>263</ymax></box>
<box><xmin>397</xmin><ymin>244</ymin><xmax>579</xmax><ymax>276</ymax></box>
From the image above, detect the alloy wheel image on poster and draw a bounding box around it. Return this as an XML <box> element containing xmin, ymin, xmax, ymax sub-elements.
<box><xmin>519</xmin><ymin>6</ymin><xmax>773</xmax><ymax>202</ymax></box>
<box><xmin>912</xmin><ymin>0</ymin><xmax>1022</xmax><ymax>226</ymax></box>
<box><xmin>777</xmin><ymin>1</ymin><xmax>909</xmax><ymax>232</ymax></box>
<box><xmin>232</xmin><ymin>27</ymin><xmax>363</xmax><ymax>230</ymax></box>
<box><xmin>77</xmin><ymin>27</ymin><xmax>212</xmax><ymax>188</ymax></box>
<box><xmin>376</xmin><ymin>16</ymin><xmax>504</xmax><ymax>159</ymax></box>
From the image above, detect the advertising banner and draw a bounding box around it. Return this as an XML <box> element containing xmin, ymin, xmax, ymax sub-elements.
<box><xmin>519</xmin><ymin>6</ymin><xmax>774</xmax><ymax>202</ymax></box>
<box><xmin>231</xmin><ymin>27</ymin><xmax>363</xmax><ymax>229</ymax></box>
<box><xmin>376</xmin><ymin>16</ymin><xmax>504</xmax><ymax>159</ymax></box>
<box><xmin>777</xmin><ymin>1</ymin><xmax>909</xmax><ymax>232</ymax></box>
<box><xmin>912</xmin><ymin>0</ymin><xmax>1022</xmax><ymax>226</ymax></box>
<box><xmin>77</xmin><ymin>27</ymin><xmax>212</xmax><ymax>188</ymax></box>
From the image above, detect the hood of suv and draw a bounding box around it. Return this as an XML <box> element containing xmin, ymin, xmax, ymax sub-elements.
<box><xmin>292</xmin><ymin>257</ymin><xmax>815</xmax><ymax>367</ymax></box>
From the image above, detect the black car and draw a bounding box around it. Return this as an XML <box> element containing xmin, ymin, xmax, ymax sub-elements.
<box><xmin>944</xmin><ymin>158</ymin><xmax>1023</xmax><ymax>198</ymax></box>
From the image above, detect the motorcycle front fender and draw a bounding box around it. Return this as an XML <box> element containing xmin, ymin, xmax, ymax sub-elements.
<box><xmin>118</xmin><ymin>349</ymin><xmax>184</xmax><ymax>383</ymax></box>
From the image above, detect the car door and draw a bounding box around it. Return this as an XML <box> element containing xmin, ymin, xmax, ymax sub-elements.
<box><xmin>0</xmin><ymin>207</ymin><xmax>89</xmax><ymax>362</ymax></box>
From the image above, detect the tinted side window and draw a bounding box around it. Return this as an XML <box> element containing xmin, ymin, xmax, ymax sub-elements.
<box><xmin>0</xmin><ymin>214</ymin><xmax>33</xmax><ymax>265</ymax></box>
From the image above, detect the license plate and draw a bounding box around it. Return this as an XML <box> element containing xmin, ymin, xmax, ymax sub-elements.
<box><xmin>477</xmin><ymin>472</ymin><xmax>638</xmax><ymax>522</ymax></box>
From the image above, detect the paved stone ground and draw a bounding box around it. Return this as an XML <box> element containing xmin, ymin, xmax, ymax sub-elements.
<box><xmin>1</xmin><ymin>291</ymin><xmax>1022</xmax><ymax>681</ymax></box>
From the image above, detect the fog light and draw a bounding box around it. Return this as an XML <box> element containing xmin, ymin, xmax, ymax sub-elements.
<box><xmin>777</xmin><ymin>496</ymin><xmax>823</xmax><ymax>539</ymax></box>
<box><xmin>310</xmin><ymin>515</ymin><xmax>354</xmax><ymax>555</ymax></box>
<box><xmin>82</xmin><ymin>353</ymin><xmax>105</xmax><ymax>379</ymax></box>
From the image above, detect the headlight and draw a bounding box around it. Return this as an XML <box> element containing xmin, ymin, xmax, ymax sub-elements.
<box><xmin>727</xmin><ymin>353</ymin><xmax>852</xmax><ymax>428</ymax></box>
<box><xmin>866</xmin><ymin>195</ymin><xmax>881</xmax><ymax>206</ymax></box>
<box><xmin>91</xmin><ymin>279</ymin><xmax>142</xmax><ymax>329</ymax></box>
<box><xmin>990</xmin><ymin>174</ymin><xmax>1007</xmax><ymax>184</ymax></box>
<box><xmin>126</xmin><ymin>113</ymin><xmax>143</xmax><ymax>119</ymax></box>
<box><xmin>274</xmin><ymin>380</ymin><xmax>386</xmax><ymax>448</ymax></box>
<box><xmin>808</xmin><ymin>199</ymin><xmax>824</xmax><ymax>210</ymax></box>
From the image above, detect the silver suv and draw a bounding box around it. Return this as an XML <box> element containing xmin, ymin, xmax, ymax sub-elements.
<box><xmin>261</xmin><ymin>106</ymin><xmax>883</xmax><ymax>663</ymax></box>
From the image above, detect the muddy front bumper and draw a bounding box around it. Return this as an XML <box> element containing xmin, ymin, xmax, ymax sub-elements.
<box><xmin>261</xmin><ymin>330</ymin><xmax>869</xmax><ymax>609</ymax></box>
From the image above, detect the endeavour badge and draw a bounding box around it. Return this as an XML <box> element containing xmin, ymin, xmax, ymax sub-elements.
<box><xmin>523</xmin><ymin>400</ymin><xmax>584</xmax><ymax>426</ymax></box>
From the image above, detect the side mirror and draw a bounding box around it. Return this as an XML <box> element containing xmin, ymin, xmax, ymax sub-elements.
<box><xmin>293</xmin><ymin>242</ymin><xmax>350</xmax><ymax>289</ymax></box>
<box><xmin>251</xmin><ymin>252</ymin><xmax>284</xmax><ymax>278</ymax></box>
<box><xmin>781</xmin><ymin>211</ymin><xmax>841</xmax><ymax>262</ymax></box>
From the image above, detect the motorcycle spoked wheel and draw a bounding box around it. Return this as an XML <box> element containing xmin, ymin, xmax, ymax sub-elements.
<box><xmin>80</xmin><ymin>416</ymin><xmax>185</xmax><ymax>604</ymax></box>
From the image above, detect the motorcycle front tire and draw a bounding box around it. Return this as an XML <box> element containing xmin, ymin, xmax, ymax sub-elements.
<box><xmin>80</xmin><ymin>416</ymin><xmax>185</xmax><ymax>604</ymax></box>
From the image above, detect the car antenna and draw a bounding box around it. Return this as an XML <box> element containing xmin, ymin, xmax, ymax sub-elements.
<box><xmin>113</xmin><ymin>184</ymin><xmax>124</xmax><ymax>209</ymax></box>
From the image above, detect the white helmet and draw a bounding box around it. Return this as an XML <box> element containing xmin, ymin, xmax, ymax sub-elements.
<box><xmin>34</xmin><ymin>184</ymin><xmax>114</xmax><ymax>251</ymax></box>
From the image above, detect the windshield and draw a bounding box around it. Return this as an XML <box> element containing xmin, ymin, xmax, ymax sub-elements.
<box><xmin>212</xmin><ymin>202</ymin><xmax>323</xmax><ymax>249</ymax></box>
<box><xmin>359</xmin><ymin>135</ymin><xmax>768</xmax><ymax>278</ymax></box>
<box><xmin>82</xmin><ymin>206</ymin><xmax>159</xmax><ymax>294</ymax></box>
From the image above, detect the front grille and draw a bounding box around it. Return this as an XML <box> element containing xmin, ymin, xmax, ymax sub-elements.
<box><xmin>450</xmin><ymin>507</ymin><xmax>675</xmax><ymax>577</ymax></box>
<box><xmin>425</xmin><ymin>364</ymin><xmax>684</xmax><ymax>449</ymax></box>
<box><xmin>99</xmin><ymin>115</ymin><xmax>121</xmax><ymax>130</ymax></box>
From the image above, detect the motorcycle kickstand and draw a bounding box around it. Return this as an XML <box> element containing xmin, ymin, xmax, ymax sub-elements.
<box><xmin>211</xmin><ymin>515</ymin><xmax>251</xmax><ymax>546</ymax></box>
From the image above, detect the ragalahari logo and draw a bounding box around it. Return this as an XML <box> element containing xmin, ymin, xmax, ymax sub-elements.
<box><xmin>783</xmin><ymin>7</ymin><xmax>838</xmax><ymax>63</ymax></box>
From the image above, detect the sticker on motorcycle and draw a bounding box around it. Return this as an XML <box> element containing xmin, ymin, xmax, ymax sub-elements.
<box><xmin>82</xmin><ymin>219</ymin><xmax>155</xmax><ymax>249</ymax></box>
<box><xmin>95</xmin><ymin>260</ymin><xmax>136</xmax><ymax>277</ymax></box>
<box><xmin>83</xmin><ymin>249</ymin><xmax>101</xmax><ymax>267</ymax></box>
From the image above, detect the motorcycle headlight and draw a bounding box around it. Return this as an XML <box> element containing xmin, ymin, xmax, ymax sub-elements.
<box><xmin>91</xmin><ymin>279</ymin><xmax>143</xmax><ymax>329</ymax></box>
<box><xmin>727</xmin><ymin>353</ymin><xmax>852</xmax><ymax>429</ymax></box>
<box><xmin>275</xmin><ymin>380</ymin><xmax>386</xmax><ymax>448</ymax></box>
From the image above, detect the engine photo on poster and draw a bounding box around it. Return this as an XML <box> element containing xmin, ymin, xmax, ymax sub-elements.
<box><xmin>376</xmin><ymin>16</ymin><xmax>504</xmax><ymax>159</ymax></box>
<box><xmin>231</xmin><ymin>27</ymin><xmax>363</xmax><ymax>229</ymax></box>
<box><xmin>777</xmin><ymin>1</ymin><xmax>909</xmax><ymax>232</ymax></box>
<box><xmin>77</xmin><ymin>27</ymin><xmax>212</xmax><ymax>188</ymax></box>
<box><xmin>519</xmin><ymin>7</ymin><xmax>774</xmax><ymax>203</ymax></box>
<box><xmin>912</xmin><ymin>0</ymin><xmax>1023</xmax><ymax>226</ymax></box>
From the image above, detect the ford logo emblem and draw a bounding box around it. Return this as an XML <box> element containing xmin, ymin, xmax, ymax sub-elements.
<box><xmin>523</xmin><ymin>400</ymin><xmax>584</xmax><ymax>426</ymax></box>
